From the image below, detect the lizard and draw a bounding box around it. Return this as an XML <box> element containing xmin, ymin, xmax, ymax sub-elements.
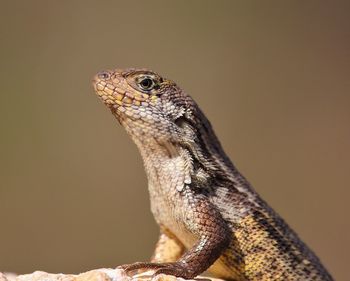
<box><xmin>92</xmin><ymin>68</ymin><xmax>333</xmax><ymax>281</ymax></box>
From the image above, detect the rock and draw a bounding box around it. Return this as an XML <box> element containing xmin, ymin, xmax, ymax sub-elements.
<box><xmin>0</xmin><ymin>269</ymin><xmax>220</xmax><ymax>281</ymax></box>
<box><xmin>0</xmin><ymin>272</ymin><xmax>9</xmax><ymax>281</ymax></box>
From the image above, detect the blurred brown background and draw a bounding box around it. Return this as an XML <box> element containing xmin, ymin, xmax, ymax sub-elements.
<box><xmin>0</xmin><ymin>1</ymin><xmax>349</xmax><ymax>280</ymax></box>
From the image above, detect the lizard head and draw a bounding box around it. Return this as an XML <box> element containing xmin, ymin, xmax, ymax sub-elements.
<box><xmin>93</xmin><ymin>68</ymin><xmax>234</xmax><ymax>185</ymax></box>
<box><xmin>92</xmin><ymin>68</ymin><xmax>195</xmax><ymax>145</ymax></box>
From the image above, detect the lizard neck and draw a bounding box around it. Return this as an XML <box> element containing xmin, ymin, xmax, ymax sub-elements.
<box><xmin>135</xmin><ymin>137</ymin><xmax>192</xmax><ymax>194</ymax></box>
<box><xmin>117</xmin><ymin>106</ymin><xmax>256</xmax><ymax>198</ymax></box>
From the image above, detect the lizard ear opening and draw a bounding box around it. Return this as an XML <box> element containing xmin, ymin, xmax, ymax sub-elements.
<box><xmin>175</xmin><ymin>116</ymin><xmax>187</xmax><ymax>128</ymax></box>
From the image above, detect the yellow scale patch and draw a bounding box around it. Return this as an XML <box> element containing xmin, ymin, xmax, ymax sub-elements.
<box><xmin>206</xmin><ymin>214</ymin><xmax>291</xmax><ymax>281</ymax></box>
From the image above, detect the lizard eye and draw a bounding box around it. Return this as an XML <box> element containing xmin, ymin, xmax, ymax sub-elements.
<box><xmin>139</xmin><ymin>77</ymin><xmax>155</xmax><ymax>91</ymax></box>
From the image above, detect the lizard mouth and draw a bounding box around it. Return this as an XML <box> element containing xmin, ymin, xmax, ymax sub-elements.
<box><xmin>92</xmin><ymin>75</ymin><xmax>149</xmax><ymax>110</ymax></box>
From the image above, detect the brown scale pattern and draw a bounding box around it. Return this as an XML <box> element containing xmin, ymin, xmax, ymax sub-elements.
<box><xmin>92</xmin><ymin>69</ymin><xmax>333</xmax><ymax>281</ymax></box>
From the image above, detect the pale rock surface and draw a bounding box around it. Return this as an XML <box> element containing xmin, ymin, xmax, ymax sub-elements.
<box><xmin>0</xmin><ymin>269</ymin><xmax>220</xmax><ymax>281</ymax></box>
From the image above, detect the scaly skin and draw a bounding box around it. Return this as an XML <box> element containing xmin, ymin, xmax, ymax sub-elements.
<box><xmin>92</xmin><ymin>68</ymin><xmax>333</xmax><ymax>281</ymax></box>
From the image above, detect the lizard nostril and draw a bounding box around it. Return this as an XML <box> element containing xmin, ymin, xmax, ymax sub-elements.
<box><xmin>97</xmin><ymin>71</ymin><xmax>110</xmax><ymax>80</ymax></box>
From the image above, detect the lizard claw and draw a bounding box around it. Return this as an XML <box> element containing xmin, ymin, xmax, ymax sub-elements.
<box><xmin>117</xmin><ymin>262</ymin><xmax>170</xmax><ymax>275</ymax></box>
<box><xmin>117</xmin><ymin>262</ymin><xmax>195</xmax><ymax>279</ymax></box>
<box><xmin>152</xmin><ymin>262</ymin><xmax>195</xmax><ymax>279</ymax></box>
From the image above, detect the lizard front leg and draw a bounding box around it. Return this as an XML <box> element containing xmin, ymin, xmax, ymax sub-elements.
<box><xmin>122</xmin><ymin>192</ymin><xmax>231</xmax><ymax>279</ymax></box>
